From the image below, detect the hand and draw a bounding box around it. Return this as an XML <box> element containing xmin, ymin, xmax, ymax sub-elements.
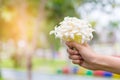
<box><xmin>66</xmin><ymin>41</ymin><xmax>100</xmax><ymax>70</ymax></box>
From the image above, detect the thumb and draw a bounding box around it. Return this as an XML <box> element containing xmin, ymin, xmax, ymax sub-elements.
<box><xmin>66</xmin><ymin>41</ymin><xmax>81</xmax><ymax>50</ymax></box>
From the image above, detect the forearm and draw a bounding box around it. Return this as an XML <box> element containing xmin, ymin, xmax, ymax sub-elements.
<box><xmin>95</xmin><ymin>55</ymin><xmax>120</xmax><ymax>74</ymax></box>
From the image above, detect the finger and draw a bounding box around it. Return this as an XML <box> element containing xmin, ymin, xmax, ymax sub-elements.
<box><xmin>79</xmin><ymin>59</ymin><xmax>84</xmax><ymax>66</ymax></box>
<box><xmin>69</xmin><ymin>55</ymin><xmax>81</xmax><ymax>60</ymax></box>
<box><xmin>69</xmin><ymin>54</ymin><xmax>84</xmax><ymax>60</ymax></box>
<box><xmin>67</xmin><ymin>48</ymin><xmax>79</xmax><ymax>55</ymax></box>
<box><xmin>72</xmin><ymin>60</ymin><xmax>83</xmax><ymax>65</ymax></box>
<box><xmin>72</xmin><ymin>60</ymin><xmax>81</xmax><ymax>64</ymax></box>
<box><xmin>65</xmin><ymin>41</ymin><xmax>73</xmax><ymax>49</ymax></box>
<box><xmin>66</xmin><ymin>41</ymin><xmax>81</xmax><ymax>51</ymax></box>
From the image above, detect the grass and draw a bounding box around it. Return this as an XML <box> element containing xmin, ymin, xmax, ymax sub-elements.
<box><xmin>1</xmin><ymin>59</ymin><xmax>14</xmax><ymax>68</ymax></box>
<box><xmin>1</xmin><ymin>57</ymin><xmax>68</xmax><ymax>71</ymax></box>
<box><xmin>32</xmin><ymin>57</ymin><xmax>68</xmax><ymax>73</ymax></box>
<box><xmin>0</xmin><ymin>77</ymin><xmax>4</xmax><ymax>80</ymax></box>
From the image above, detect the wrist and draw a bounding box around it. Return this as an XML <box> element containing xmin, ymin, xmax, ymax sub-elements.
<box><xmin>88</xmin><ymin>53</ymin><xmax>120</xmax><ymax>74</ymax></box>
<box><xmin>92</xmin><ymin>54</ymin><xmax>106</xmax><ymax>70</ymax></box>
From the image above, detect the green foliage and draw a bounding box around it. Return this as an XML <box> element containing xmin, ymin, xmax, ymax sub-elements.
<box><xmin>46</xmin><ymin>0</ymin><xmax>79</xmax><ymax>24</ymax></box>
<box><xmin>0</xmin><ymin>0</ymin><xmax>11</xmax><ymax>6</ymax></box>
<box><xmin>0</xmin><ymin>77</ymin><xmax>4</xmax><ymax>80</ymax></box>
<box><xmin>110</xmin><ymin>21</ymin><xmax>119</xmax><ymax>29</ymax></box>
<box><xmin>45</xmin><ymin>0</ymin><xmax>80</xmax><ymax>50</ymax></box>
<box><xmin>44</xmin><ymin>22</ymin><xmax>61</xmax><ymax>50</ymax></box>
<box><xmin>1</xmin><ymin>0</ymin><xmax>119</xmax><ymax>50</ymax></box>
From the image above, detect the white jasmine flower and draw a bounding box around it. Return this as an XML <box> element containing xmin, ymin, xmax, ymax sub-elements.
<box><xmin>50</xmin><ymin>16</ymin><xmax>95</xmax><ymax>44</ymax></box>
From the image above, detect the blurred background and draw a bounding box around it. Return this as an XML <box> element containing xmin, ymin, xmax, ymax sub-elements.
<box><xmin>0</xmin><ymin>0</ymin><xmax>120</xmax><ymax>80</ymax></box>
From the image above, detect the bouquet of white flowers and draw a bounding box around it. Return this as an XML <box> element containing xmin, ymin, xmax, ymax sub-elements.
<box><xmin>50</xmin><ymin>17</ymin><xmax>94</xmax><ymax>44</ymax></box>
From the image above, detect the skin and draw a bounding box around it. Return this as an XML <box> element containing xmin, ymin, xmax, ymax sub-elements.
<box><xmin>66</xmin><ymin>41</ymin><xmax>120</xmax><ymax>74</ymax></box>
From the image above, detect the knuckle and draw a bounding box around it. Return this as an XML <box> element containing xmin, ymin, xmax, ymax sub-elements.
<box><xmin>72</xmin><ymin>60</ymin><xmax>76</xmax><ymax>64</ymax></box>
<box><xmin>69</xmin><ymin>55</ymin><xmax>71</xmax><ymax>59</ymax></box>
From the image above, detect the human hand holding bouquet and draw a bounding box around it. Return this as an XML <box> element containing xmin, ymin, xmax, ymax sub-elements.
<box><xmin>50</xmin><ymin>17</ymin><xmax>120</xmax><ymax>74</ymax></box>
<box><xmin>50</xmin><ymin>17</ymin><xmax>96</xmax><ymax>69</ymax></box>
